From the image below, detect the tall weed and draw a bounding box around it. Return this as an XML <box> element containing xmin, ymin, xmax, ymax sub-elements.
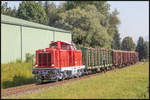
<box><xmin>1</xmin><ymin>62</ymin><xmax>36</xmax><ymax>89</ymax></box>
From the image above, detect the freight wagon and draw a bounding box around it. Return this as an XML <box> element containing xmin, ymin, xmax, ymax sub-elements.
<box><xmin>80</xmin><ymin>47</ymin><xmax>113</xmax><ymax>74</ymax></box>
<box><xmin>112</xmin><ymin>50</ymin><xmax>139</xmax><ymax>67</ymax></box>
<box><xmin>32</xmin><ymin>41</ymin><xmax>139</xmax><ymax>83</ymax></box>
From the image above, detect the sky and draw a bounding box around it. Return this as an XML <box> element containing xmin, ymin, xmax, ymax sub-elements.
<box><xmin>2</xmin><ymin>1</ymin><xmax>149</xmax><ymax>44</ymax></box>
<box><xmin>108</xmin><ymin>1</ymin><xmax>149</xmax><ymax>44</ymax></box>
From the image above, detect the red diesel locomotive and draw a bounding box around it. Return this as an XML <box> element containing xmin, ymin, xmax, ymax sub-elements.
<box><xmin>32</xmin><ymin>41</ymin><xmax>139</xmax><ymax>83</ymax></box>
<box><xmin>32</xmin><ymin>41</ymin><xmax>85</xmax><ymax>82</ymax></box>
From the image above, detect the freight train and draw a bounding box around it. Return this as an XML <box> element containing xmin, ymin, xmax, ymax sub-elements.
<box><xmin>32</xmin><ymin>41</ymin><xmax>139</xmax><ymax>83</ymax></box>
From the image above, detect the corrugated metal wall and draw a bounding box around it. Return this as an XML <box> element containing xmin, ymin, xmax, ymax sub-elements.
<box><xmin>1</xmin><ymin>24</ymin><xmax>21</xmax><ymax>63</ymax></box>
<box><xmin>55</xmin><ymin>31</ymin><xmax>72</xmax><ymax>43</ymax></box>
<box><xmin>1</xmin><ymin>15</ymin><xmax>72</xmax><ymax>64</ymax></box>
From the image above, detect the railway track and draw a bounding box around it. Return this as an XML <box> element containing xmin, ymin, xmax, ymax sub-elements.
<box><xmin>1</xmin><ymin>64</ymin><xmax>137</xmax><ymax>99</ymax></box>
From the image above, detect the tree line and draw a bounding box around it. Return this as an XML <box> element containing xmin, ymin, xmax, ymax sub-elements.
<box><xmin>1</xmin><ymin>1</ymin><xmax>149</xmax><ymax>61</ymax></box>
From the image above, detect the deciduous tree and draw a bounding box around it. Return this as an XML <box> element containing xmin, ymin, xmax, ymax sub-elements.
<box><xmin>10</xmin><ymin>7</ymin><xmax>17</xmax><ymax>17</ymax></box>
<box><xmin>63</xmin><ymin>1</ymin><xmax>110</xmax><ymax>16</ymax></box>
<box><xmin>17</xmin><ymin>1</ymin><xmax>48</xmax><ymax>25</ymax></box>
<box><xmin>44</xmin><ymin>1</ymin><xmax>58</xmax><ymax>26</ymax></box>
<box><xmin>111</xmin><ymin>30</ymin><xmax>121</xmax><ymax>50</ymax></box>
<box><xmin>1</xmin><ymin>2</ymin><xmax>15</xmax><ymax>16</ymax></box>
<box><xmin>55</xmin><ymin>5</ymin><xmax>111</xmax><ymax>48</ymax></box>
<box><xmin>121</xmin><ymin>36</ymin><xmax>136</xmax><ymax>51</ymax></box>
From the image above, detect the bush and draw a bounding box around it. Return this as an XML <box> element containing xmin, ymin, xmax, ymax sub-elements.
<box><xmin>16</xmin><ymin>59</ymin><xmax>22</xmax><ymax>63</ymax></box>
<box><xmin>25</xmin><ymin>53</ymin><xmax>35</xmax><ymax>62</ymax></box>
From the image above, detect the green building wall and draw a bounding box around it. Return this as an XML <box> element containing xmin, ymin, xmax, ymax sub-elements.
<box><xmin>1</xmin><ymin>24</ymin><xmax>21</xmax><ymax>63</ymax></box>
<box><xmin>1</xmin><ymin>15</ymin><xmax>72</xmax><ymax>64</ymax></box>
<box><xmin>55</xmin><ymin>31</ymin><xmax>72</xmax><ymax>43</ymax></box>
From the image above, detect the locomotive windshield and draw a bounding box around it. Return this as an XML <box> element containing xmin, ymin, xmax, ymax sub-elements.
<box><xmin>51</xmin><ymin>44</ymin><xmax>57</xmax><ymax>49</ymax></box>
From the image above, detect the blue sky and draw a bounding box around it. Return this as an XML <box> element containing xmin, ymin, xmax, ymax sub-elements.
<box><xmin>108</xmin><ymin>1</ymin><xmax>149</xmax><ymax>43</ymax></box>
<box><xmin>2</xmin><ymin>1</ymin><xmax>149</xmax><ymax>43</ymax></box>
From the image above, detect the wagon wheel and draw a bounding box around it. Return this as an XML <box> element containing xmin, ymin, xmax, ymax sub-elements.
<box><xmin>118</xmin><ymin>58</ymin><xmax>122</xmax><ymax>68</ymax></box>
<box><xmin>39</xmin><ymin>79</ymin><xmax>43</xmax><ymax>84</ymax></box>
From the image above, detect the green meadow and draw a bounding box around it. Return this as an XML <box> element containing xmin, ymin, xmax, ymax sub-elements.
<box><xmin>14</xmin><ymin>62</ymin><xmax>149</xmax><ymax>99</ymax></box>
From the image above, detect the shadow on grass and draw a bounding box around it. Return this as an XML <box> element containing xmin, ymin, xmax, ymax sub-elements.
<box><xmin>36</xmin><ymin>79</ymin><xmax>57</xmax><ymax>84</ymax></box>
<box><xmin>2</xmin><ymin>75</ymin><xmax>37</xmax><ymax>89</ymax></box>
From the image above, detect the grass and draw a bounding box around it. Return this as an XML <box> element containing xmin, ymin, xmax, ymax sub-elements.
<box><xmin>1</xmin><ymin>62</ymin><xmax>36</xmax><ymax>89</ymax></box>
<box><xmin>15</xmin><ymin>62</ymin><xmax>149</xmax><ymax>99</ymax></box>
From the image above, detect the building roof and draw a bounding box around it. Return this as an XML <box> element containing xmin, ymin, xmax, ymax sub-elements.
<box><xmin>1</xmin><ymin>14</ymin><xmax>71</xmax><ymax>33</ymax></box>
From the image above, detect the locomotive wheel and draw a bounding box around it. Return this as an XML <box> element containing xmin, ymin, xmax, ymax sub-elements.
<box><xmin>59</xmin><ymin>73</ymin><xmax>64</xmax><ymax>81</ymax></box>
<box><xmin>66</xmin><ymin>76</ymin><xmax>69</xmax><ymax>80</ymax></box>
<box><xmin>63</xmin><ymin>71</ymin><xmax>69</xmax><ymax>80</ymax></box>
<box><xmin>76</xmin><ymin>74</ymin><xmax>80</xmax><ymax>78</ymax></box>
<box><xmin>55</xmin><ymin>77</ymin><xmax>59</xmax><ymax>82</ymax></box>
<box><xmin>61</xmin><ymin>77</ymin><xmax>65</xmax><ymax>81</ymax></box>
<box><xmin>59</xmin><ymin>76</ymin><xmax>65</xmax><ymax>81</ymax></box>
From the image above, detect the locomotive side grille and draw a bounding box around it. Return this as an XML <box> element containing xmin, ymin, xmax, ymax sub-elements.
<box><xmin>38</xmin><ymin>52</ymin><xmax>51</xmax><ymax>66</ymax></box>
<box><xmin>39</xmin><ymin>53</ymin><xmax>41</xmax><ymax>66</ymax></box>
<box><xmin>47</xmin><ymin>53</ymin><xmax>51</xmax><ymax>66</ymax></box>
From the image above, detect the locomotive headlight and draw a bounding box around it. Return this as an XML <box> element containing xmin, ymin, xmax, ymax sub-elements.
<box><xmin>52</xmin><ymin>64</ymin><xmax>54</xmax><ymax>66</ymax></box>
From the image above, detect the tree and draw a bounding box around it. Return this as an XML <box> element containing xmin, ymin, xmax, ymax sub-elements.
<box><xmin>10</xmin><ymin>7</ymin><xmax>17</xmax><ymax>17</ymax></box>
<box><xmin>54</xmin><ymin>1</ymin><xmax>121</xmax><ymax>48</ymax></box>
<box><xmin>121</xmin><ymin>36</ymin><xmax>136</xmax><ymax>51</ymax></box>
<box><xmin>136</xmin><ymin>36</ymin><xmax>144</xmax><ymax>61</ymax></box>
<box><xmin>107</xmin><ymin>9</ymin><xmax>121</xmax><ymax>38</ymax></box>
<box><xmin>38</xmin><ymin>1</ymin><xmax>43</xmax><ymax>5</ymax></box>
<box><xmin>44</xmin><ymin>1</ymin><xmax>49</xmax><ymax>16</ymax></box>
<box><xmin>1</xmin><ymin>2</ymin><xmax>14</xmax><ymax>16</ymax></box>
<box><xmin>55</xmin><ymin>5</ymin><xmax>111</xmax><ymax>48</ymax></box>
<box><xmin>136</xmin><ymin>36</ymin><xmax>149</xmax><ymax>61</ymax></box>
<box><xmin>63</xmin><ymin>1</ymin><xmax>110</xmax><ymax>16</ymax></box>
<box><xmin>143</xmin><ymin>41</ymin><xmax>149</xmax><ymax>60</ymax></box>
<box><xmin>17</xmin><ymin>1</ymin><xmax>48</xmax><ymax>25</ymax></box>
<box><xmin>111</xmin><ymin>30</ymin><xmax>121</xmax><ymax>50</ymax></box>
<box><xmin>1</xmin><ymin>2</ymin><xmax>7</xmax><ymax>14</ymax></box>
<box><xmin>44</xmin><ymin>2</ymin><xmax>58</xmax><ymax>26</ymax></box>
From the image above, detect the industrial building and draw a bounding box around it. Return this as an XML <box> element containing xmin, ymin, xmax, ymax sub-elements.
<box><xmin>1</xmin><ymin>14</ymin><xmax>72</xmax><ymax>64</ymax></box>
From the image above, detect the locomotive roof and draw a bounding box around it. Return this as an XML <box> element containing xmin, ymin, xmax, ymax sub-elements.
<box><xmin>51</xmin><ymin>41</ymin><xmax>70</xmax><ymax>45</ymax></box>
<box><xmin>1</xmin><ymin>14</ymin><xmax>71</xmax><ymax>33</ymax></box>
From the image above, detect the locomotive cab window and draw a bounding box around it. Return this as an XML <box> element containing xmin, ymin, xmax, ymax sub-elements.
<box><xmin>71</xmin><ymin>45</ymin><xmax>75</xmax><ymax>50</ymax></box>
